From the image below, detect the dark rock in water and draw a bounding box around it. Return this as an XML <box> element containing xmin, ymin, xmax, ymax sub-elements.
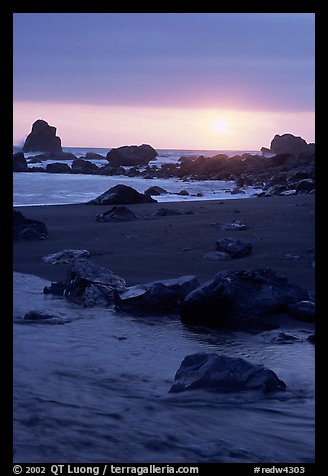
<box><xmin>116</xmin><ymin>275</ymin><xmax>199</xmax><ymax>314</ymax></box>
<box><xmin>13</xmin><ymin>210</ymin><xmax>48</xmax><ymax>240</ymax></box>
<box><xmin>260</xmin><ymin>185</ymin><xmax>289</xmax><ymax>197</ymax></box>
<box><xmin>23</xmin><ymin>310</ymin><xmax>60</xmax><ymax>321</ymax></box>
<box><xmin>45</xmin><ymin>162</ymin><xmax>71</xmax><ymax>174</ymax></box>
<box><xmin>85</xmin><ymin>152</ymin><xmax>106</xmax><ymax>160</ymax></box>
<box><xmin>43</xmin><ymin>258</ymin><xmax>126</xmax><ymax>307</ymax></box>
<box><xmin>219</xmin><ymin>221</ymin><xmax>247</xmax><ymax>231</ymax></box>
<box><xmin>88</xmin><ymin>184</ymin><xmax>157</xmax><ymax>205</ymax></box>
<box><xmin>29</xmin><ymin>151</ymin><xmax>78</xmax><ymax>161</ymax></box>
<box><xmin>96</xmin><ymin>206</ymin><xmax>138</xmax><ymax>223</ymax></box>
<box><xmin>180</xmin><ymin>268</ymin><xmax>310</xmax><ymax>329</ymax></box>
<box><xmin>270</xmin><ymin>134</ymin><xmax>309</xmax><ymax>157</ymax></box>
<box><xmin>295</xmin><ymin>179</ymin><xmax>315</xmax><ymax>194</ymax></box>
<box><xmin>177</xmin><ymin>190</ymin><xmax>190</xmax><ymax>196</ymax></box>
<box><xmin>144</xmin><ymin>186</ymin><xmax>168</xmax><ymax>196</ymax></box>
<box><xmin>203</xmin><ymin>251</ymin><xmax>231</xmax><ymax>261</ymax></box>
<box><xmin>230</xmin><ymin>187</ymin><xmax>245</xmax><ymax>195</ymax></box>
<box><xmin>71</xmin><ymin>159</ymin><xmax>99</xmax><ymax>174</ymax></box>
<box><xmin>259</xmin><ymin>330</ymin><xmax>301</xmax><ymax>344</ymax></box>
<box><xmin>288</xmin><ymin>301</ymin><xmax>315</xmax><ymax>322</ymax></box>
<box><xmin>216</xmin><ymin>238</ymin><xmax>252</xmax><ymax>258</ymax></box>
<box><xmin>43</xmin><ymin>282</ymin><xmax>66</xmax><ymax>296</ymax></box>
<box><xmin>153</xmin><ymin>208</ymin><xmax>183</xmax><ymax>216</ymax></box>
<box><xmin>13</xmin><ymin>152</ymin><xmax>28</xmax><ymax>172</ymax></box>
<box><xmin>42</xmin><ymin>249</ymin><xmax>90</xmax><ymax>264</ymax></box>
<box><xmin>169</xmin><ymin>353</ymin><xmax>286</xmax><ymax>393</ymax></box>
<box><xmin>22</xmin><ymin>119</ymin><xmax>63</xmax><ymax>153</ymax></box>
<box><xmin>106</xmin><ymin>144</ymin><xmax>157</xmax><ymax>167</ymax></box>
<box><xmin>307</xmin><ymin>334</ymin><xmax>315</xmax><ymax>344</ymax></box>
<box><xmin>263</xmin><ymin>176</ymin><xmax>288</xmax><ymax>190</ymax></box>
<box><xmin>97</xmin><ymin>165</ymin><xmax>126</xmax><ymax>176</ymax></box>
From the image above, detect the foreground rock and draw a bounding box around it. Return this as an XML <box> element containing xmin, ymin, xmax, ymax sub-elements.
<box><xmin>144</xmin><ymin>186</ymin><xmax>168</xmax><ymax>196</ymax></box>
<box><xmin>43</xmin><ymin>258</ymin><xmax>126</xmax><ymax>307</ymax></box>
<box><xmin>13</xmin><ymin>210</ymin><xmax>48</xmax><ymax>240</ymax></box>
<box><xmin>106</xmin><ymin>144</ymin><xmax>157</xmax><ymax>167</ymax></box>
<box><xmin>169</xmin><ymin>353</ymin><xmax>286</xmax><ymax>393</ymax></box>
<box><xmin>96</xmin><ymin>206</ymin><xmax>138</xmax><ymax>222</ymax></box>
<box><xmin>88</xmin><ymin>184</ymin><xmax>157</xmax><ymax>205</ymax></box>
<box><xmin>116</xmin><ymin>275</ymin><xmax>199</xmax><ymax>314</ymax></box>
<box><xmin>180</xmin><ymin>268</ymin><xmax>310</xmax><ymax>330</ymax></box>
<box><xmin>22</xmin><ymin>119</ymin><xmax>63</xmax><ymax>153</ymax></box>
<box><xmin>42</xmin><ymin>249</ymin><xmax>90</xmax><ymax>264</ymax></box>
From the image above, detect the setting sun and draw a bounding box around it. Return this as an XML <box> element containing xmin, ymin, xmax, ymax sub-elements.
<box><xmin>212</xmin><ymin>117</ymin><xmax>230</xmax><ymax>135</ymax></box>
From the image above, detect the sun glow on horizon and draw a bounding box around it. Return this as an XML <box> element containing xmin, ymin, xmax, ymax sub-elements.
<box><xmin>13</xmin><ymin>100</ymin><xmax>315</xmax><ymax>151</ymax></box>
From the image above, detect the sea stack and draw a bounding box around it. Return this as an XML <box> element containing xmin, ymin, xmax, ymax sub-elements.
<box><xmin>22</xmin><ymin>119</ymin><xmax>63</xmax><ymax>153</ymax></box>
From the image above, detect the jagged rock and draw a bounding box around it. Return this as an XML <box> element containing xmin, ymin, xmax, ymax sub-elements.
<box><xmin>22</xmin><ymin>119</ymin><xmax>62</xmax><ymax>153</ymax></box>
<box><xmin>216</xmin><ymin>238</ymin><xmax>252</xmax><ymax>258</ymax></box>
<box><xmin>144</xmin><ymin>186</ymin><xmax>168</xmax><ymax>196</ymax></box>
<box><xmin>42</xmin><ymin>249</ymin><xmax>90</xmax><ymax>264</ymax></box>
<box><xmin>13</xmin><ymin>210</ymin><xmax>48</xmax><ymax>240</ymax></box>
<box><xmin>96</xmin><ymin>206</ymin><xmax>138</xmax><ymax>222</ymax></box>
<box><xmin>13</xmin><ymin>152</ymin><xmax>28</xmax><ymax>172</ymax></box>
<box><xmin>269</xmin><ymin>134</ymin><xmax>310</xmax><ymax>157</ymax></box>
<box><xmin>43</xmin><ymin>258</ymin><xmax>127</xmax><ymax>307</ymax></box>
<box><xmin>180</xmin><ymin>268</ymin><xmax>310</xmax><ymax>329</ymax></box>
<box><xmin>169</xmin><ymin>353</ymin><xmax>286</xmax><ymax>393</ymax></box>
<box><xmin>88</xmin><ymin>184</ymin><xmax>157</xmax><ymax>205</ymax></box>
<box><xmin>45</xmin><ymin>162</ymin><xmax>71</xmax><ymax>174</ymax></box>
<box><xmin>116</xmin><ymin>275</ymin><xmax>199</xmax><ymax>314</ymax></box>
<box><xmin>106</xmin><ymin>144</ymin><xmax>157</xmax><ymax>166</ymax></box>
<box><xmin>71</xmin><ymin>159</ymin><xmax>99</xmax><ymax>174</ymax></box>
<box><xmin>288</xmin><ymin>301</ymin><xmax>315</xmax><ymax>322</ymax></box>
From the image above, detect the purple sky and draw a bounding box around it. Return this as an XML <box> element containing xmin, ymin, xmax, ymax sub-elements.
<box><xmin>13</xmin><ymin>13</ymin><xmax>315</xmax><ymax>149</ymax></box>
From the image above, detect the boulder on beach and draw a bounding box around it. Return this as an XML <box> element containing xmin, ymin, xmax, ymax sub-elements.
<box><xmin>71</xmin><ymin>159</ymin><xmax>99</xmax><ymax>174</ymax></box>
<box><xmin>153</xmin><ymin>208</ymin><xmax>183</xmax><ymax>216</ymax></box>
<box><xmin>144</xmin><ymin>186</ymin><xmax>168</xmax><ymax>196</ymax></box>
<box><xmin>13</xmin><ymin>210</ymin><xmax>48</xmax><ymax>240</ymax></box>
<box><xmin>45</xmin><ymin>162</ymin><xmax>71</xmax><ymax>174</ymax></box>
<box><xmin>44</xmin><ymin>258</ymin><xmax>127</xmax><ymax>307</ymax></box>
<box><xmin>106</xmin><ymin>144</ymin><xmax>157</xmax><ymax>167</ymax></box>
<box><xmin>116</xmin><ymin>275</ymin><xmax>200</xmax><ymax>314</ymax></box>
<box><xmin>216</xmin><ymin>237</ymin><xmax>252</xmax><ymax>258</ymax></box>
<box><xmin>180</xmin><ymin>268</ymin><xmax>310</xmax><ymax>329</ymax></box>
<box><xmin>169</xmin><ymin>353</ymin><xmax>286</xmax><ymax>393</ymax></box>
<box><xmin>22</xmin><ymin>119</ymin><xmax>63</xmax><ymax>153</ymax></box>
<box><xmin>97</xmin><ymin>165</ymin><xmax>126</xmax><ymax>176</ymax></box>
<box><xmin>88</xmin><ymin>184</ymin><xmax>157</xmax><ymax>205</ymax></box>
<box><xmin>96</xmin><ymin>206</ymin><xmax>138</xmax><ymax>222</ymax></box>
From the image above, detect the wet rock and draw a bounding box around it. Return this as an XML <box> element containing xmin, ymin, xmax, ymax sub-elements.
<box><xmin>13</xmin><ymin>152</ymin><xmax>28</xmax><ymax>172</ymax></box>
<box><xmin>106</xmin><ymin>144</ymin><xmax>157</xmax><ymax>167</ymax></box>
<box><xmin>42</xmin><ymin>249</ymin><xmax>90</xmax><ymax>264</ymax></box>
<box><xmin>96</xmin><ymin>206</ymin><xmax>138</xmax><ymax>222</ymax></box>
<box><xmin>13</xmin><ymin>210</ymin><xmax>48</xmax><ymax>240</ymax></box>
<box><xmin>45</xmin><ymin>162</ymin><xmax>71</xmax><ymax>174</ymax></box>
<box><xmin>85</xmin><ymin>152</ymin><xmax>106</xmax><ymax>160</ymax></box>
<box><xmin>288</xmin><ymin>301</ymin><xmax>315</xmax><ymax>322</ymax></box>
<box><xmin>169</xmin><ymin>353</ymin><xmax>286</xmax><ymax>393</ymax></box>
<box><xmin>230</xmin><ymin>187</ymin><xmax>245</xmax><ymax>195</ymax></box>
<box><xmin>295</xmin><ymin>179</ymin><xmax>315</xmax><ymax>194</ymax></box>
<box><xmin>180</xmin><ymin>268</ymin><xmax>310</xmax><ymax>329</ymax></box>
<box><xmin>307</xmin><ymin>334</ymin><xmax>315</xmax><ymax>344</ymax></box>
<box><xmin>177</xmin><ymin>190</ymin><xmax>190</xmax><ymax>196</ymax></box>
<box><xmin>22</xmin><ymin>119</ymin><xmax>62</xmax><ymax>153</ymax></box>
<box><xmin>71</xmin><ymin>159</ymin><xmax>99</xmax><ymax>174</ymax></box>
<box><xmin>43</xmin><ymin>258</ymin><xmax>126</xmax><ymax>307</ymax></box>
<box><xmin>116</xmin><ymin>275</ymin><xmax>199</xmax><ymax>314</ymax></box>
<box><xmin>88</xmin><ymin>184</ymin><xmax>157</xmax><ymax>205</ymax></box>
<box><xmin>216</xmin><ymin>238</ymin><xmax>252</xmax><ymax>258</ymax></box>
<box><xmin>97</xmin><ymin>165</ymin><xmax>126</xmax><ymax>176</ymax></box>
<box><xmin>23</xmin><ymin>310</ymin><xmax>60</xmax><ymax>321</ymax></box>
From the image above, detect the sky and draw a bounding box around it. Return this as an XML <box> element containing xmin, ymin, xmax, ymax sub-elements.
<box><xmin>13</xmin><ymin>13</ymin><xmax>315</xmax><ymax>150</ymax></box>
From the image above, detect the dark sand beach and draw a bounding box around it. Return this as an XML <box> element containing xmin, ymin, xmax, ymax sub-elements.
<box><xmin>13</xmin><ymin>194</ymin><xmax>315</xmax><ymax>293</ymax></box>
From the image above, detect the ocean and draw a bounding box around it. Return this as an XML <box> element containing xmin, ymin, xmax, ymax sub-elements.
<box><xmin>13</xmin><ymin>146</ymin><xmax>262</xmax><ymax>206</ymax></box>
<box><xmin>13</xmin><ymin>145</ymin><xmax>315</xmax><ymax>464</ymax></box>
